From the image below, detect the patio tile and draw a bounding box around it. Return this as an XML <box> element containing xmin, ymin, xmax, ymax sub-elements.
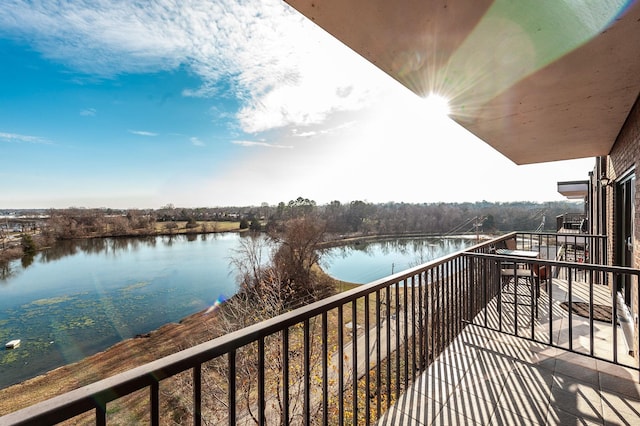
<box><xmin>504</xmin><ymin>366</ymin><xmax>554</xmax><ymax>401</ymax></box>
<box><xmin>410</xmin><ymin>373</ymin><xmax>456</xmax><ymax>404</ymax></box>
<box><xmin>549</xmin><ymin>386</ymin><xmax>603</xmax><ymax>422</ymax></box>
<box><xmin>600</xmin><ymin>390</ymin><xmax>640</xmax><ymax>423</ymax></box>
<box><xmin>376</xmin><ymin>387</ymin><xmax>442</xmax><ymax>426</ymax></box>
<box><xmin>427</xmin><ymin>361</ymin><xmax>467</xmax><ymax>385</ymax></box>
<box><xmin>599</xmin><ymin>372</ymin><xmax>640</xmax><ymax>400</ymax></box>
<box><xmin>554</xmin><ymin>358</ymin><xmax>600</xmax><ymax>386</ymax></box>
<box><xmin>556</xmin><ymin>350</ymin><xmax>599</xmax><ymax>369</ymax></box>
<box><xmin>379</xmin><ymin>277</ymin><xmax>640</xmax><ymax>426</ymax></box>
<box><xmin>464</xmin><ymin>355</ymin><xmax>514</xmax><ymax>383</ymax></box>
<box><xmin>545</xmin><ymin>406</ymin><xmax>604</xmax><ymax>426</ymax></box>
<box><xmin>446</xmin><ymin>388</ymin><xmax>496</xmax><ymax>424</ymax></box>
<box><xmin>490</xmin><ymin>404</ymin><xmax>544</xmax><ymax>425</ymax></box>
<box><xmin>498</xmin><ymin>379</ymin><xmax>550</xmax><ymax>424</ymax></box>
<box><xmin>434</xmin><ymin>351</ymin><xmax>475</xmax><ymax>371</ymax></box>
<box><xmin>519</xmin><ymin>352</ymin><xmax>557</xmax><ymax>372</ymax></box>
<box><xmin>430</xmin><ymin>404</ymin><xmax>482</xmax><ymax>426</ymax></box>
<box><xmin>595</xmin><ymin>360</ymin><xmax>637</xmax><ymax>380</ymax></box>
<box><xmin>457</xmin><ymin>375</ymin><xmax>504</xmax><ymax>404</ymax></box>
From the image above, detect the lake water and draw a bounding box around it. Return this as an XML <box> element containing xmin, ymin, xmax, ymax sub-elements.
<box><xmin>0</xmin><ymin>233</ymin><xmax>240</xmax><ymax>389</ymax></box>
<box><xmin>0</xmin><ymin>234</ymin><xmax>472</xmax><ymax>389</ymax></box>
<box><xmin>322</xmin><ymin>237</ymin><xmax>474</xmax><ymax>284</ymax></box>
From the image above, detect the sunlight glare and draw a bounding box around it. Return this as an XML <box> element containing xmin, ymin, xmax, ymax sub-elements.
<box><xmin>423</xmin><ymin>93</ymin><xmax>451</xmax><ymax>118</ymax></box>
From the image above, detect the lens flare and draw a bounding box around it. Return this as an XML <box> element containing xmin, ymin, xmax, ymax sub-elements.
<box><xmin>205</xmin><ymin>295</ymin><xmax>227</xmax><ymax>314</ymax></box>
<box><xmin>423</xmin><ymin>93</ymin><xmax>451</xmax><ymax>117</ymax></box>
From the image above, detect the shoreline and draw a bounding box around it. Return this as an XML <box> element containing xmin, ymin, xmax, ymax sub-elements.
<box><xmin>0</xmin><ymin>231</ymin><xmax>486</xmax><ymax>415</ymax></box>
<box><xmin>0</xmin><ymin>262</ymin><xmax>355</xmax><ymax>416</ymax></box>
<box><xmin>0</xmin><ymin>299</ymin><xmax>234</xmax><ymax>415</ymax></box>
<box><xmin>0</xmin><ymin>226</ymin><xmax>247</xmax><ymax>264</ymax></box>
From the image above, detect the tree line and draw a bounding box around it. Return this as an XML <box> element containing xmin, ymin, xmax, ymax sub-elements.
<box><xmin>5</xmin><ymin>198</ymin><xmax>582</xmax><ymax>240</ymax></box>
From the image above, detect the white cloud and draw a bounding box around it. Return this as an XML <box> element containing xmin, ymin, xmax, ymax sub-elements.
<box><xmin>190</xmin><ymin>137</ymin><xmax>205</xmax><ymax>146</ymax></box>
<box><xmin>0</xmin><ymin>131</ymin><xmax>51</xmax><ymax>145</ymax></box>
<box><xmin>190</xmin><ymin>85</ymin><xmax>595</xmax><ymax>206</ymax></box>
<box><xmin>232</xmin><ymin>140</ymin><xmax>292</xmax><ymax>149</ymax></box>
<box><xmin>80</xmin><ymin>108</ymin><xmax>96</xmax><ymax>116</ymax></box>
<box><xmin>293</xmin><ymin>130</ymin><xmax>317</xmax><ymax>138</ymax></box>
<box><xmin>0</xmin><ymin>0</ymin><xmax>383</xmax><ymax>135</ymax></box>
<box><xmin>129</xmin><ymin>130</ymin><xmax>158</xmax><ymax>137</ymax></box>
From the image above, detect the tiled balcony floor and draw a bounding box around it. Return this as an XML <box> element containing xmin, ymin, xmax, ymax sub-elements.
<box><xmin>379</xmin><ymin>326</ymin><xmax>640</xmax><ymax>425</ymax></box>
<box><xmin>379</xmin><ymin>278</ymin><xmax>640</xmax><ymax>425</ymax></box>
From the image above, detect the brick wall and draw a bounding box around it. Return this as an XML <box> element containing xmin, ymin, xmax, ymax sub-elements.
<box><xmin>606</xmin><ymin>93</ymin><xmax>640</xmax><ymax>357</ymax></box>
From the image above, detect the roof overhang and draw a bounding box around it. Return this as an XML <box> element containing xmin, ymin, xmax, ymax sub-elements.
<box><xmin>557</xmin><ymin>180</ymin><xmax>589</xmax><ymax>199</ymax></box>
<box><xmin>285</xmin><ymin>0</ymin><xmax>640</xmax><ymax>164</ymax></box>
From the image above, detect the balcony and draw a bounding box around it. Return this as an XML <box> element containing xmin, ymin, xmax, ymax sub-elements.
<box><xmin>1</xmin><ymin>232</ymin><xmax>639</xmax><ymax>425</ymax></box>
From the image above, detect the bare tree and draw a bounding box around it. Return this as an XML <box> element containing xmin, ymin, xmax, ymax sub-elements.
<box><xmin>270</xmin><ymin>216</ymin><xmax>330</xmax><ymax>301</ymax></box>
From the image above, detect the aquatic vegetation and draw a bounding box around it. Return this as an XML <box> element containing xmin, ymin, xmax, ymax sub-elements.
<box><xmin>121</xmin><ymin>281</ymin><xmax>150</xmax><ymax>292</ymax></box>
<box><xmin>27</xmin><ymin>295</ymin><xmax>74</xmax><ymax>306</ymax></box>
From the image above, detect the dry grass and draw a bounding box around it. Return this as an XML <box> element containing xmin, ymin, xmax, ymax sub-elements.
<box><xmin>0</xmin><ymin>308</ymin><xmax>227</xmax><ymax>417</ymax></box>
<box><xmin>0</xmin><ymin>275</ymin><xmax>365</xmax><ymax>419</ymax></box>
<box><xmin>154</xmin><ymin>220</ymin><xmax>241</xmax><ymax>233</ymax></box>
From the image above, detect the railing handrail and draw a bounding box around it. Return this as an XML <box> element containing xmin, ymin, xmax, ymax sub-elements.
<box><xmin>467</xmin><ymin>252</ymin><xmax>638</xmax><ymax>275</ymax></box>
<box><xmin>520</xmin><ymin>231</ymin><xmax>606</xmax><ymax>239</ymax></box>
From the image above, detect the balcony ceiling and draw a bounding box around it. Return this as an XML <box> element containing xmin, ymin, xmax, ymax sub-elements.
<box><xmin>285</xmin><ymin>0</ymin><xmax>640</xmax><ymax>165</ymax></box>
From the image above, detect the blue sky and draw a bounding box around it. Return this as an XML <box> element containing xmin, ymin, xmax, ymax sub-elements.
<box><xmin>0</xmin><ymin>0</ymin><xmax>594</xmax><ymax>209</ymax></box>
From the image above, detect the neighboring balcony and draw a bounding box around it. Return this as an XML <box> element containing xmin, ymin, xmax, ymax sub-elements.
<box><xmin>1</xmin><ymin>232</ymin><xmax>639</xmax><ymax>425</ymax></box>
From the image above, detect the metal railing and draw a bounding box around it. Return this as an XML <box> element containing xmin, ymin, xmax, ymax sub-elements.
<box><xmin>467</xmin><ymin>250</ymin><xmax>639</xmax><ymax>378</ymax></box>
<box><xmin>0</xmin><ymin>232</ymin><xmax>634</xmax><ymax>425</ymax></box>
<box><xmin>0</xmin><ymin>238</ymin><xmax>496</xmax><ymax>425</ymax></box>
<box><xmin>556</xmin><ymin>212</ymin><xmax>587</xmax><ymax>231</ymax></box>
<box><xmin>507</xmin><ymin>231</ymin><xmax>607</xmax><ymax>265</ymax></box>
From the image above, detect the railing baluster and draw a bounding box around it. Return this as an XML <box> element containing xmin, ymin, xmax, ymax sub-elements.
<box><xmin>513</xmin><ymin>266</ymin><xmax>519</xmax><ymax>336</ymax></box>
<box><xmin>228</xmin><ymin>351</ymin><xmax>236</xmax><ymax>426</ymax></box>
<box><xmin>375</xmin><ymin>289</ymin><xmax>382</xmax><ymax>418</ymax></box>
<box><xmin>394</xmin><ymin>280</ymin><xmax>401</xmax><ymax>401</ymax></box>
<box><xmin>96</xmin><ymin>401</ymin><xmax>106</xmax><ymax>426</ymax></box>
<box><xmin>455</xmin><ymin>259</ymin><xmax>461</xmax><ymax>340</ymax></box>
<box><xmin>447</xmin><ymin>261</ymin><xmax>453</xmax><ymax>348</ymax></box>
<box><xmin>338</xmin><ymin>305</ymin><xmax>345</xmax><ymax>424</ymax></box>
<box><xmin>637</xmin><ymin>273</ymin><xmax>640</xmax><ymax>384</ymax></box>
<box><xmin>411</xmin><ymin>275</ymin><xmax>417</xmax><ymax>381</ymax></box>
<box><xmin>568</xmin><ymin>271</ymin><xmax>573</xmax><ymax>352</ymax></box>
<box><xmin>283</xmin><ymin>328</ymin><xmax>290</xmax><ymax>426</ymax></box>
<box><xmin>428</xmin><ymin>268</ymin><xmax>434</xmax><ymax>365</ymax></box>
<box><xmin>464</xmin><ymin>256</ymin><xmax>471</xmax><ymax>323</ymax></box>
<box><xmin>530</xmin><ymin>266</ymin><xmax>535</xmax><ymax>338</ymax></box>
<box><xmin>258</xmin><ymin>337</ymin><xmax>265</xmax><ymax>426</ymax></box>
<box><xmin>193</xmin><ymin>364</ymin><xmax>201</xmax><ymax>426</ymax></box>
<box><xmin>151</xmin><ymin>381</ymin><xmax>159</xmax><ymax>426</ymax></box>
<box><xmin>364</xmin><ymin>293</ymin><xmax>371</xmax><ymax>424</ymax></box>
<box><xmin>385</xmin><ymin>285</ymin><xmax>391</xmax><ymax>409</ymax></box>
<box><xmin>403</xmin><ymin>278</ymin><xmax>409</xmax><ymax>389</ymax></box>
<box><xmin>433</xmin><ymin>267</ymin><xmax>438</xmax><ymax>356</ymax></box>
<box><xmin>436</xmin><ymin>265</ymin><xmax>442</xmax><ymax>355</ymax></box>
<box><xmin>352</xmin><ymin>301</ymin><xmax>358</xmax><ymax>426</ymax></box>
<box><xmin>322</xmin><ymin>312</ymin><xmax>328</xmax><ymax>426</ymax></box>
<box><xmin>483</xmin><ymin>258</ymin><xmax>488</xmax><ymax>327</ymax></box>
<box><xmin>304</xmin><ymin>319</ymin><xmax>311</xmax><ymax>426</ymax></box>
<box><xmin>548</xmin><ymin>274</ymin><xmax>553</xmax><ymax>346</ymax></box>
<box><xmin>589</xmin><ymin>274</ymin><xmax>595</xmax><ymax>357</ymax></box>
<box><xmin>418</xmin><ymin>273</ymin><xmax>424</xmax><ymax>371</ymax></box>
<box><xmin>498</xmin><ymin>259</ymin><xmax>503</xmax><ymax>332</ymax></box>
<box><xmin>612</xmin><ymin>273</ymin><xmax>618</xmax><ymax>365</ymax></box>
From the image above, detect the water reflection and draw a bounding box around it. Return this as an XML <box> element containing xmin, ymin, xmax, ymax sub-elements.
<box><xmin>324</xmin><ymin>237</ymin><xmax>473</xmax><ymax>284</ymax></box>
<box><xmin>0</xmin><ymin>234</ymin><xmax>469</xmax><ymax>388</ymax></box>
<box><xmin>0</xmin><ymin>261</ymin><xmax>15</xmax><ymax>283</ymax></box>
<box><xmin>0</xmin><ymin>233</ymin><xmax>240</xmax><ymax>388</ymax></box>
